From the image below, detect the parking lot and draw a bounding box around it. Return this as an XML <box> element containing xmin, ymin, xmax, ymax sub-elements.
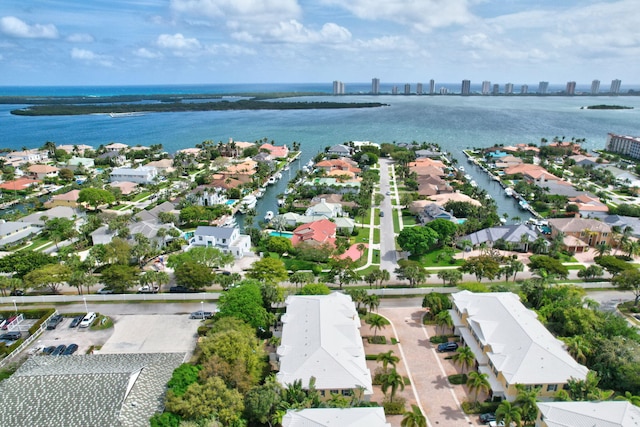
<box><xmin>32</xmin><ymin>316</ymin><xmax>114</xmax><ymax>356</ymax></box>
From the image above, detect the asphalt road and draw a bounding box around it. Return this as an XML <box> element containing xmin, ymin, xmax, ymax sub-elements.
<box><xmin>378</xmin><ymin>158</ymin><xmax>399</xmax><ymax>278</ymax></box>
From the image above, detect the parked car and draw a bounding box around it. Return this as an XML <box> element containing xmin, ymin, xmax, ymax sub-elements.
<box><xmin>479</xmin><ymin>413</ymin><xmax>496</xmax><ymax>424</ymax></box>
<box><xmin>46</xmin><ymin>315</ymin><xmax>64</xmax><ymax>330</ymax></box>
<box><xmin>79</xmin><ymin>312</ymin><xmax>97</xmax><ymax>328</ymax></box>
<box><xmin>10</xmin><ymin>289</ymin><xmax>24</xmax><ymax>296</ymax></box>
<box><xmin>2</xmin><ymin>315</ymin><xmax>17</xmax><ymax>330</ymax></box>
<box><xmin>169</xmin><ymin>286</ymin><xmax>197</xmax><ymax>293</ymax></box>
<box><xmin>379</xmin><ymin>211</ymin><xmax>384</xmax><ymax>217</ymax></box>
<box><xmin>137</xmin><ymin>285</ymin><xmax>159</xmax><ymax>294</ymax></box>
<box><xmin>62</xmin><ymin>344</ymin><xmax>78</xmax><ymax>355</ymax></box>
<box><xmin>97</xmin><ymin>288</ymin><xmax>114</xmax><ymax>294</ymax></box>
<box><xmin>42</xmin><ymin>346</ymin><xmax>56</xmax><ymax>355</ymax></box>
<box><xmin>488</xmin><ymin>421</ymin><xmax>505</xmax><ymax>427</ymax></box>
<box><xmin>436</xmin><ymin>342</ymin><xmax>459</xmax><ymax>352</ymax></box>
<box><xmin>190</xmin><ymin>311</ymin><xmax>214</xmax><ymax>319</ymax></box>
<box><xmin>51</xmin><ymin>344</ymin><xmax>67</xmax><ymax>356</ymax></box>
<box><xmin>385</xmin><ymin>191</ymin><xmax>391</xmax><ymax>195</ymax></box>
<box><xmin>0</xmin><ymin>331</ymin><xmax>21</xmax><ymax>341</ymax></box>
<box><xmin>69</xmin><ymin>315</ymin><xmax>85</xmax><ymax>328</ymax></box>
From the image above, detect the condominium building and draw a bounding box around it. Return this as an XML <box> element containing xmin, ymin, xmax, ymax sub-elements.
<box><xmin>610</xmin><ymin>79</ymin><xmax>622</xmax><ymax>94</ymax></box>
<box><xmin>332</xmin><ymin>80</ymin><xmax>345</xmax><ymax>95</ymax></box>
<box><xmin>481</xmin><ymin>81</ymin><xmax>491</xmax><ymax>95</ymax></box>
<box><xmin>538</xmin><ymin>81</ymin><xmax>549</xmax><ymax>94</ymax></box>
<box><xmin>591</xmin><ymin>79</ymin><xmax>600</xmax><ymax>95</ymax></box>
<box><xmin>520</xmin><ymin>84</ymin><xmax>528</xmax><ymax>94</ymax></box>
<box><xmin>492</xmin><ymin>84</ymin><xmax>500</xmax><ymax>95</ymax></box>
<box><xmin>606</xmin><ymin>133</ymin><xmax>640</xmax><ymax>160</ymax></box>
<box><xmin>391</xmin><ymin>86</ymin><xmax>398</xmax><ymax>95</ymax></box>
<box><xmin>404</xmin><ymin>83</ymin><xmax>411</xmax><ymax>95</ymax></box>
<box><xmin>565</xmin><ymin>81</ymin><xmax>576</xmax><ymax>95</ymax></box>
<box><xmin>451</xmin><ymin>291</ymin><xmax>588</xmax><ymax>402</ymax></box>
<box><xmin>429</xmin><ymin>79</ymin><xmax>435</xmax><ymax>95</ymax></box>
<box><xmin>371</xmin><ymin>78</ymin><xmax>380</xmax><ymax>94</ymax></box>
<box><xmin>440</xmin><ymin>87</ymin><xmax>448</xmax><ymax>95</ymax></box>
<box><xmin>505</xmin><ymin>83</ymin><xmax>514</xmax><ymax>95</ymax></box>
<box><xmin>461</xmin><ymin>79</ymin><xmax>471</xmax><ymax>95</ymax></box>
<box><xmin>416</xmin><ymin>83</ymin><xmax>423</xmax><ymax>95</ymax></box>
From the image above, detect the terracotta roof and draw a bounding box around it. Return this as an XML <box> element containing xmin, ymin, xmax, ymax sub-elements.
<box><xmin>548</xmin><ymin>217</ymin><xmax>612</xmax><ymax>233</ymax></box>
<box><xmin>292</xmin><ymin>219</ymin><xmax>336</xmax><ymax>246</ymax></box>
<box><xmin>0</xmin><ymin>177</ymin><xmax>40</xmax><ymax>190</ymax></box>
<box><xmin>27</xmin><ymin>165</ymin><xmax>59</xmax><ymax>174</ymax></box>
<box><xmin>260</xmin><ymin>143</ymin><xmax>288</xmax><ymax>158</ymax></box>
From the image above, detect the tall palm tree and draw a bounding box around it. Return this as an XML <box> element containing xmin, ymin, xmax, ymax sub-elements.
<box><xmin>380</xmin><ymin>369</ymin><xmax>405</xmax><ymax>402</ymax></box>
<box><xmin>466</xmin><ymin>371</ymin><xmax>490</xmax><ymax>404</ymax></box>
<box><xmin>515</xmin><ymin>385</ymin><xmax>540</xmax><ymax>425</ymax></box>
<box><xmin>496</xmin><ymin>400</ymin><xmax>523</xmax><ymax>427</ymax></box>
<box><xmin>401</xmin><ymin>404</ymin><xmax>426</xmax><ymax>427</ymax></box>
<box><xmin>364</xmin><ymin>294</ymin><xmax>380</xmax><ymax>313</ymax></box>
<box><xmin>451</xmin><ymin>346</ymin><xmax>475</xmax><ymax>373</ymax></box>
<box><xmin>562</xmin><ymin>336</ymin><xmax>591</xmax><ymax>364</ymax></box>
<box><xmin>434</xmin><ymin>310</ymin><xmax>453</xmax><ymax>334</ymax></box>
<box><xmin>376</xmin><ymin>350</ymin><xmax>400</xmax><ymax>371</ymax></box>
<box><xmin>615</xmin><ymin>391</ymin><xmax>640</xmax><ymax>407</ymax></box>
<box><xmin>365</xmin><ymin>313</ymin><xmax>390</xmax><ymax>338</ymax></box>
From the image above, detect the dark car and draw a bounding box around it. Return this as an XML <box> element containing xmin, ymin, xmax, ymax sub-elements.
<box><xmin>379</xmin><ymin>211</ymin><xmax>384</xmax><ymax>217</ymax></box>
<box><xmin>43</xmin><ymin>346</ymin><xmax>56</xmax><ymax>355</ymax></box>
<box><xmin>479</xmin><ymin>413</ymin><xmax>496</xmax><ymax>424</ymax></box>
<box><xmin>46</xmin><ymin>315</ymin><xmax>64</xmax><ymax>330</ymax></box>
<box><xmin>10</xmin><ymin>289</ymin><xmax>24</xmax><ymax>296</ymax></box>
<box><xmin>69</xmin><ymin>315</ymin><xmax>85</xmax><ymax>328</ymax></box>
<box><xmin>190</xmin><ymin>311</ymin><xmax>214</xmax><ymax>319</ymax></box>
<box><xmin>51</xmin><ymin>344</ymin><xmax>67</xmax><ymax>356</ymax></box>
<box><xmin>436</xmin><ymin>342</ymin><xmax>459</xmax><ymax>353</ymax></box>
<box><xmin>169</xmin><ymin>286</ymin><xmax>197</xmax><ymax>293</ymax></box>
<box><xmin>0</xmin><ymin>331</ymin><xmax>21</xmax><ymax>341</ymax></box>
<box><xmin>62</xmin><ymin>344</ymin><xmax>78</xmax><ymax>355</ymax></box>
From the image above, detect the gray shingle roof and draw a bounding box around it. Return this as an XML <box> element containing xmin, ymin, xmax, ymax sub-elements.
<box><xmin>0</xmin><ymin>352</ymin><xmax>185</xmax><ymax>427</ymax></box>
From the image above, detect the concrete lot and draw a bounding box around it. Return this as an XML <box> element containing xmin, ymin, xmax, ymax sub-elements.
<box><xmin>33</xmin><ymin>316</ymin><xmax>114</xmax><ymax>356</ymax></box>
<box><xmin>98</xmin><ymin>314</ymin><xmax>199</xmax><ymax>357</ymax></box>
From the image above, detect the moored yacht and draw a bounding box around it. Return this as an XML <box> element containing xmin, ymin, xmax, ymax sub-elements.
<box><xmin>238</xmin><ymin>195</ymin><xmax>257</xmax><ymax>213</ymax></box>
<box><xmin>264</xmin><ymin>211</ymin><xmax>274</xmax><ymax>222</ymax></box>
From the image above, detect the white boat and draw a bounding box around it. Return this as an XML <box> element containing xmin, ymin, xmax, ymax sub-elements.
<box><xmin>267</xmin><ymin>176</ymin><xmax>277</xmax><ymax>185</ymax></box>
<box><xmin>264</xmin><ymin>211</ymin><xmax>274</xmax><ymax>222</ymax></box>
<box><xmin>220</xmin><ymin>216</ymin><xmax>237</xmax><ymax>228</ymax></box>
<box><xmin>499</xmin><ymin>217</ymin><xmax>507</xmax><ymax>224</ymax></box>
<box><xmin>255</xmin><ymin>189</ymin><xmax>265</xmax><ymax>198</ymax></box>
<box><xmin>274</xmin><ymin>172</ymin><xmax>283</xmax><ymax>181</ymax></box>
<box><xmin>284</xmin><ymin>165</ymin><xmax>290</xmax><ymax>171</ymax></box>
<box><xmin>277</xmin><ymin>198</ymin><xmax>285</xmax><ymax>207</ymax></box>
<box><xmin>470</xmin><ymin>180</ymin><xmax>477</xmax><ymax>187</ymax></box>
<box><xmin>109</xmin><ymin>112</ymin><xmax>145</xmax><ymax>118</ymax></box>
<box><xmin>519</xmin><ymin>200</ymin><xmax>529</xmax><ymax>210</ymax></box>
<box><xmin>458</xmin><ymin>166</ymin><xmax>465</xmax><ymax>172</ymax></box>
<box><xmin>464</xmin><ymin>174</ymin><xmax>472</xmax><ymax>180</ymax></box>
<box><xmin>504</xmin><ymin>188</ymin><xmax>513</xmax><ymax>196</ymax></box>
<box><xmin>238</xmin><ymin>195</ymin><xmax>257</xmax><ymax>213</ymax></box>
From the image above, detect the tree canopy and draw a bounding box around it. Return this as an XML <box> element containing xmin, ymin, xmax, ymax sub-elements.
<box><xmin>397</xmin><ymin>226</ymin><xmax>439</xmax><ymax>256</ymax></box>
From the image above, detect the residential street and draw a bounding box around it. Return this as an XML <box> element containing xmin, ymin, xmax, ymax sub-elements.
<box><xmin>378</xmin><ymin>158</ymin><xmax>400</xmax><ymax>278</ymax></box>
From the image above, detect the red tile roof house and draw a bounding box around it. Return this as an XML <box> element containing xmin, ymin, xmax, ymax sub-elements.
<box><xmin>260</xmin><ymin>143</ymin><xmax>289</xmax><ymax>159</ymax></box>
<box><xmin>291</xmin><ymin>219</ymin><xmax>336</xmax><ymax>247</ymax></box>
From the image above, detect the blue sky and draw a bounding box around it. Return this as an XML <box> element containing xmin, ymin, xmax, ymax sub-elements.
<box><xmin>1</xmin><ymin>0</ymin><xmax>638</xmax><ymax>86</ymax></box>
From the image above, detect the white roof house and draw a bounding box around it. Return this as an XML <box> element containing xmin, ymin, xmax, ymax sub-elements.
<box><xmin>277</xmin><ymin>293</ymin><xmax>373</xmax><ymax>397</ymax></box>
<box><xmin>451</xmin><ymin>291</ymin><xmax>588</xmax><ymax>401</ymax></box>
<box><xmin>283</xmin><ymin>408</ymin><xmax>390</xmax><ymax>427</ymax></box>
<box><xmin>110</xmin><ymin>166</ymin><xmax>158</xmax><ymax>184</ymax></box>
<box><xmin>305</xmin><ymin>199</ymin><xmax>343</xmax><ymax>219</ymax></box>
<box><xmin>536</xmin><ymin>401</ymin><xmax>640</xmax><ymax>427</ymax></box>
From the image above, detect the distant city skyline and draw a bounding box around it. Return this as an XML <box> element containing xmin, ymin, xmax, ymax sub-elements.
<box><xmin>0</xmin><ymin>1</ymin><xmax>638</xmax><ymax>86</ymax></box>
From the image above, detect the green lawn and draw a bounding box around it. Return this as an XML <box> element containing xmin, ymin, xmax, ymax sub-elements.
<box><xmin>392</xmin><ymin>209</ymin><xmax>400</xmax><ymax>233</ymax></box>
<box><xmin>373</xmin><ymin>228</ymin><xmax>380</xmax><ymax>244</ymax></box>
<box><xmin>415</xmin><ymin>248</ymin><xmax>464</xmax><ymax>267</ymax></box>
<box><xmin>110</xmin><ymin>204</ymin><xmax>131</xmax><ymax>211</ymax></box>
<box><xmin>351</xmin><ymin>227</ymin><xmax>371</xmax><ymax>244</ymax></box>
<box><xmin>402</xmin><ymin>211</ymin><xmax>417</xmax><ymax>226</ymax></box>
<box><xmin>131</xmin><ymin>192</ymin><xmax>151</xmax><ymax>202</ymax></box>
<box><xmin>372</xmin><ymin>249</ymin><xmax>380</xmax><ymax>264</ymax></box>
<box><xmin>361</xmin><ymin>209</ymin><xmax>372</xmax><ymax>226</ymax></box>
<box><xmin>374</xmin><ymin>212</ymin><xmax>381</xmax><ymax>226</ymax></box>
<box><xmin>18</xmin><ymin>237</ymin><xmax>51</xmax><ymax>252</ymax></box>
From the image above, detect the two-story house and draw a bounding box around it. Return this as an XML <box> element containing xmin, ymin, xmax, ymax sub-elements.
<box><xmin>277</xmin><ymin>293</ymin><xmax>373</xmax><ymax>402</ymax></box>
<box><xmin>188</xmin><ymin>226</ymin><xmax>251</xmax><ymax>258</ymax></box>
<box><xmin>451</xmin><ymin>291</ymin><xmax>588</xmax><ymax>402</ymax></box>
<box><xmin>547</xmin><ymin>217</ymin><xmax>612</xmax><ymax>252</ymax></box>
<box><xmin>110</xmin><ymin>166</ymin><xmax>158</xmax><ymax>185</ymax></box>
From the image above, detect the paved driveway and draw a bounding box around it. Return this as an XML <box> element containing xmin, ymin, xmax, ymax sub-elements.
<box><xmin>379</xmin><ymin>306</ymin><xmax>479</xmax><ymax>427</ymax></box>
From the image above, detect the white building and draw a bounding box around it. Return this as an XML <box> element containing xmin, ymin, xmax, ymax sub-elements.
<box><xmin>277</xmin><ymin>293</ymin><xmax>373</xmax><ymax>400</ymax></box>
<box><xmin>536</xmin><ymin>401</ymin><xmax>640</xmax><ymax>427</ymax></box>
<box><xmin>605</xmin><ymin>133</ymin><xmax>640</xmax><ymax>160</ymax></box>
<box><xmin>451</xmin><ymin>291</ymin><xmax>588</xmax><ymax>401</ymax></box>
<box><xmin>188</xmin><ymin>226</ymin><xmax>251</xmax><ymax>258</ymax></box>
<box><xmin>282</xmin><ymin>408</ymin><xmax>390</xmax><ymax>427</ymax></box>
<box><xmin>481</xmin><ymin>81</ymin><xmax>491</xmax><ymax>95</ymax></box>
<box><xmin>109</xmin><ymin>166</ymin><xmax>158</xmax><ymax>184</ymax></box>
<box><xmin>5</xmin><ymin>149</ymin><xmax>49</xmax><ymax>166</ymax></box>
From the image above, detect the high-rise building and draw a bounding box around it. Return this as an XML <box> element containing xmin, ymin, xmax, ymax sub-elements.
<box><xmin>371</xmin><ymin>78</ymin><xmax>380</xmax><ymax>94</ymax></box>
<box><xmin>610</xmin><ymin>79</ymin><xmax>622</xmax><ymax>94</ymax></box>
<box><xmin>404</xmin><ymin>84</ymin><xmax>411</xmax><ymax>95</ymax></box>
<box><xmin>482</xmin><ymin>81</ymin><xmax>491</xmax><ymax>95</ymax></box>
<box><xmin>565</xmin><ymin>81</ymin><xmax>576</xmax><ymax>95</ymax></box>
<box><xmin>439</xmin><ymin>87</ymin><xmax>448</xmax><ymax>95</ymax></box>
<box><xmin>520</xmin><ymin>84</ymin><xmax>528</xmax><ymax>94</ymax></box>
<box><xmin>461</xmin><ymin>80</ymin><xmax>471</xmax><ymax>95</ymax></box>
<box><xmin>429</xmin><ymin>79</ymin><xmax>435</xmax><ymax>95</ymax></box>
<box><xmin>332</xmin><ymin>80</ymin><xmax>345</xmax><ymax>95</ymax></box>
<box><xmin>492</xmin><ymin>84</ymin><xmax>500</xmax><ymax>95</ymax></box>
<box><xmin>416</xmin><ymin>83</ymin><xmax>423</xmax><ymax>95</ymax></box>
<box><xmin>606</xmin><ymin>133</ymin><xmax>640</xmax><ymax>160</ymax></box>
<box><xmin>505</xmin><ymin>83</ymin><xmax>514</xmax><ymax>95</ymax></box>
<box><xmin>391</xmin><ymin>86</ymin><xmax>398</xmax><ymax>95</ymax></box>
<box><xmin>591</xmin><ymin>80</ymin><xmax>600</xmax><ymax>95</ymax></box>
<box><xmin>538</xmin><ymin>81</ymin><xmax>549</xmax><ymax>94</ymax></box>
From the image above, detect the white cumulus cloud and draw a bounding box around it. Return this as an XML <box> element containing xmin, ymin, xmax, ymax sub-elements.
<box><xmin>70</xmin><ymin>47</ymin><xmax>113</xmax><ymax>67</ymax></box>
<box><xmin>0</xmin><ymin>16</ymin><xmax>59</xmax><ymax>39</ymax></box>
<box><xmin>157</xmin><ymin>33</ymin><xmax>201</xmax><ymax>50</ymax></box>
<box><xmin>134</xmin><ymin>48</ymin><xmax>162</xmax><ymax>59</ymax></box>
<box><xmin>266</xmin><ymin>20</ymin><xmax>352</xmax><ymax>44</ymax></box>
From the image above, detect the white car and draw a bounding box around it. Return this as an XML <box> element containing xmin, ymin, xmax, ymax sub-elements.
<box><xmin>79</xmin><ymin>312</ymin><xmax>97</xmax><ymax>328</ymax></box>
<box><xmin>97</xmin><ymin>288</ymin><xmax>114</xmax><ymax>294</ymax></box>
<box><xmin>137</xmin><ymin>285</ymin><xmax>159</xmax><ymax>294</ymax></box>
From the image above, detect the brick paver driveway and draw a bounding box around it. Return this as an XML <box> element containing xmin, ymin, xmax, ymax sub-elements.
<box><xmin>379</xmin><ymin>306</ymin><xmax>479</xmax><ymax>427</ymax></box>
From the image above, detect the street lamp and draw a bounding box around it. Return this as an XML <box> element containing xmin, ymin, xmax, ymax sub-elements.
<box><xmin>12</xmin><ymin>299</ymin><xmax>17</xmax><ymax>313</ymax></box>
<box><xmin>200</xmin><ymin>301</ymin><xmax>204</xmax><ymax>314</ymax></box>
<box><xmin>83</xmin><ymin>297</ymin><xmax>88</xmax><ymax>313</ymax></box>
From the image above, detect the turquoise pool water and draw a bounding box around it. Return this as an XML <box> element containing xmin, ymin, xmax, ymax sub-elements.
<box><xmin>225</xmin><ymin>199</ymin><xmax>236</xmax><ymax>205</ymax></box>
<box><xmin>269</xmin><ymin>231</ymin><xmax>293</xmax><ymax>239</ymax></box>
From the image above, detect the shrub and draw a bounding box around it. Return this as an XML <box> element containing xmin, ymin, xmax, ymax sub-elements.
<box><xmin>383</xmin><ymin>397</ymin><xmax>406</xmax><ymax>415</ymax></box>
<box><xmin>368</xmin><ymin>336</ymin><xmax>387</xmax><ymax>344</ymax></box>
<box><xmin>196</xmin><ymin>326</ymin><xmax>209</xmax><ymax>336</ymax></box>
<box><xmin>429</xmin><ymin>335</ymin><xmax>448</xmax><ymax>344</ymax></box>
<box><xmin>448</xmin><ymin>374</ymin><xmax>468</xmax><ymax>385</ymax></box>
<box><xmin>461</xmin><ymin>400</ymin><xmax>500</xmax><ymax>414</ymax></box>
<box><xmin>27</xmin><ymin>308</ymin><xmax>56</xmax><ymax>335</ymax></box>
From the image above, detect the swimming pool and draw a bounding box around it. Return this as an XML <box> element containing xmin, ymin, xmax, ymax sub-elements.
<box><xmin>225</xmin><ymin>199</ymin><xmax>236</xmax><ymax>205</ymax></box>
<box><xmin>269</xmin><ymin>231</ymin><xmax>294</xmax><ymax>239</ymax></box>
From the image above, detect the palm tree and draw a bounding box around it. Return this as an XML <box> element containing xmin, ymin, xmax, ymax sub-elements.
<box><xmin>380</xmin><ymin>369</ymin><xmax>405</xmax><ymax>402</ymax></box>
<box><xmin>615</xmin><ymin>391</ymin><xmax>640</xmax><ymax>407</ymax></box>
<box><xmin>515</xmin><ymin>385</ymin><xmax>540</xmax><ymax>425</ymax></box>
<box><xmin>466</xmin><ymin>371</ymin><xmax>491</xmax><ymax>404</ymax></box>
<box><xmin>562</xmin><ymin>336</ymin><xmax>591</xmax><ymax>364</ymax></box>
<box><xmin>451</xmin><ymin>346</ymin><xmax>475</xmax><ymax>373</ymax></box>
<box><xmin>376</xmin><ymin>350</ymin><xmax>400</xmax><ymax>371</ymax></box>
<box><xmin>401</xmin><ymin>404</ymin><xmax>426</xmax><ymax>427</ymax></box>
<box><xmin>365</xmin><ymin>313</ymin><xmax>390</xmax><ymax>338</ymax></box>
<box><xmin>434</xmin><ymin>310</ymin><xmax>453</xmax><ymax>334</ymax></box>
<box><xmin>364</xmin><ymin>294</ymin><xmax>380</xmax><ymax>313</ymax></box>
<box><xmin>508</xmin><ymin>259</ymin><xmax>524</xmax><ymax>282</ymax></box>
<box><xmin>496</xmin><ymin>400</ymin><xmax>523</xmax><ymax>427</ymax></box>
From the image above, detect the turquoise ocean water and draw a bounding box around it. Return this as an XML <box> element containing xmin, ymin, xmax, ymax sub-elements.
<box><xmin>1</xmin><ymin>83</ymin><xmax>639</xmax><ymax>220</ymax></box>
